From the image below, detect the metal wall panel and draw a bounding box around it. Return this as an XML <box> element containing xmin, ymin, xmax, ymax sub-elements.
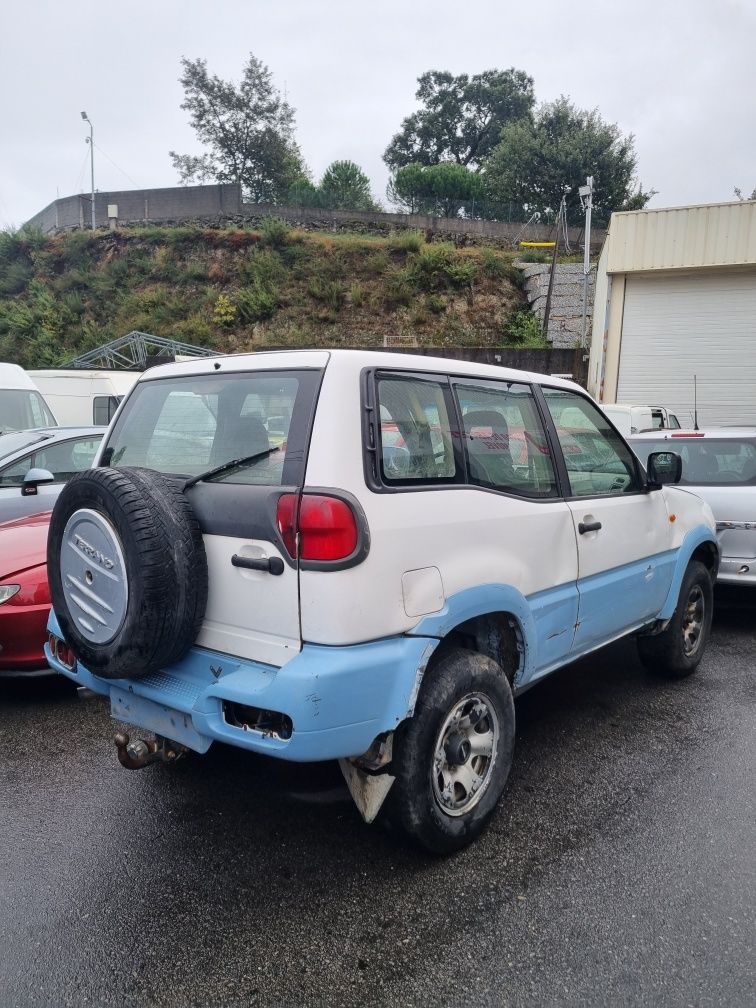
<box><xmin>616</xmin><ymin>270</ymin><xmax>756</xmax><ymax>427</ymax></box>
<box><xmin>607</xmin><ymin>202</ymin><xmax>756</xmax><ymax>273</ymax></box>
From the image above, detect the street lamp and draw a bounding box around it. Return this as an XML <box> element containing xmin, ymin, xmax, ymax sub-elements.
<box><xmin>81</xmin><ymin>111</ymin><xmax>95</xmax><ymax>230</ymax></box>
<box><xmin>579</xmin><ymin>176</ymin><xmax>594</xmax><ymax>348</ymax></box>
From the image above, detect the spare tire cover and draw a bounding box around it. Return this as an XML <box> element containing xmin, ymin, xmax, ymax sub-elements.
<box><xmin>48</xmin><ymin>466</ymin><xmax>208</xmax><ymax>680</ymax></box>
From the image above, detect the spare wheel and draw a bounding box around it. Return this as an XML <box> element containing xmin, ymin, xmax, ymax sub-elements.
<box><xmin>48</xmin><ymin>467</ymin><xmax>208</xmax><ymax>680</ymax></box>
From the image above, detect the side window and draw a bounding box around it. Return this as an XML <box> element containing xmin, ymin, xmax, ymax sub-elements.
<box><xmin>542</xmin><ymin>388</ymin><xmax>642</xmax><ymax>497</ymax></box>
<box><xmin>0</xmin><ymin>454</ymin><xmax>32</xmax><ymax>487</ymax></box>
<box><xmin>455</xmin><ymin>381</ymin><xmax>558</xmax><ymax>498</ymax></box>
<box><xmin>93</xmin><ymin>395</ymin><xmax>121</xmax><ymax>425</ymax></box>
<box><xmin>69</xmin><ymin>437</ymin><xmax>102</xmax><ymax>472</ymax></box>
<box><xmin>377</xmin><ymin>375</ymin><xmax>456</xmax><ymax>484</ymax></box>
<box><xmin>35</xmin><ymin>437</ymin><xmax>101</xmax><ymax>482</ymax></box>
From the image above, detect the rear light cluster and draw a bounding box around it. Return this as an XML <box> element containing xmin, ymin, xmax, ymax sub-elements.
<box><xmin>49</xmin><ymin>634</ymin><xmax>77</xmax><ymax>672</ymax></box>
<box><xmin>276</xmin><ymin>493</ymin><xmax>359</xmax><ymax>562</ymax></box>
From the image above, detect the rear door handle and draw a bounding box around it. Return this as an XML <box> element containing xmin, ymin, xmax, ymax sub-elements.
<box><xmin>231</xmin><ymin>554</ymin><xmax>285</xmax><ymax>575</ymax></box>
<box><xmin>578</xmin><ymin>521</ymin><xmax>602</xmax><ymax>535</ymax></box>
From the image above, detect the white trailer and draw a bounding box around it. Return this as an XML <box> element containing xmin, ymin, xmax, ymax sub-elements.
<box><xmin>28</xmin><ymin>370</ymin><xmax>140</xmax><ymax>426</ymax></box>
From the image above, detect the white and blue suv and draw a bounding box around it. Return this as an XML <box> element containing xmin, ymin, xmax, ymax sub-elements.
<box><xmin>45</xmin><ymin>350</ymin><xmax>718</xmax><ymax>853</ymax></box>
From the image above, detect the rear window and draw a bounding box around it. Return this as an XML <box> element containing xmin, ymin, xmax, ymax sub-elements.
<box><xmin>100</xmin><ymin>370</ymin><xmax>320</xmax><ymax>486</ymax></box>
<box><xmin>632</xmin><ymin>438</ymin><xmax>756</xmax><ymax>486</ymax></box>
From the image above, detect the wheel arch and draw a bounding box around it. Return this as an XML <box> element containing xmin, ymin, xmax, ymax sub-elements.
<box><xmin>658</xmin><ymin>525</ymin><xmax>720</xmax><ymax>621</ymax></box>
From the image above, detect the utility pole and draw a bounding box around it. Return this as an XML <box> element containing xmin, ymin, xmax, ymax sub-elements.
<box><xmin>579</xmin><ymin>175</ymin><xmax>594</xmax><ymax>347</ymax></box>
<box><xmin>81</xmin><ymin>111</ymin><xmax>95</xmax><ymax>230</ymax></box>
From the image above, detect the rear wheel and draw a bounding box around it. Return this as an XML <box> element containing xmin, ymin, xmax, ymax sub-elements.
<box><xmin>384</xmin><ymin>647</ymin><xmax>515</xmax><ymax>855</ymax></box>
<box><xmin>637</xmin><ymin>560</ymin><xmax>713</xmax><ymax>678</ymax></box>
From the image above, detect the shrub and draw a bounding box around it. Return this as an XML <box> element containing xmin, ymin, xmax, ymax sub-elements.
<box><xmin>504</xmin><ymin>310</ymin><xmax>548</xmax><ymax>347</ymax></box>
<box><xmin>364</xmin><ymin>250</ymin><xmax>389</xmax><ymax>277</ymax></box>
<box><xmin>0</xmin><ymin>259</ymin><xmax>33</xmax><ymax>296</ymax></box>
<box><xmin>426</xmin><ymin>293</ymin><xmax>447</xmax><ymax>314</ymax></box>
<box><xmin>260</xmin><ymin>217</ymin><xmax>291</xmax><ymax>247</ymax></box>
<box><xmin>407</xmin><ymin>243</ymin><xmax>476</xmax><ymax>291</ymax></box>
<box><xmin>383</xmin><ymin>268</ymin><xmax>414</xmax><ymax>308</ymax></box>
<box><xmin>388</xmin><ymin>230</ymin><xmax>425</xmax><ymax>254</ymax></box>
<box><xmin>480</xmin><ymin>247</ymin><xmax>514</xmax><ymax>279</ymax></box>
<box><xmin>350</xmin><ymin>282</ymin><xmax>364</xmax><ymax>308</ymax></box>
<box><xmin>244</xmin><ymin>248</ymin><xmax>285</xmax><ymax>287</ymax></box>
<box><xmin>307</xmin><ymin>277</ymin><xmax>345</xmax><ymax>311</ymax></box>
<box><xmin>519</xmin><ymin>250</ymin><xmax>551</xmax><ymax>263</ymax></box>
<box><xmin>236</xmin><ymin>285</ymin><xmax>280</xmax><ymax>323</ymax></box>
<box><xmin>213</xmin><ymin>294</ymin><xmax>237</xmax><ymax>327</ymax></box>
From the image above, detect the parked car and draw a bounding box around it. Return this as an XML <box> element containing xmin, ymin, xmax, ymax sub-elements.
<box><xmin>629</xmin><ymin>429</ymin><xmax>756</xmax><ymax>586</ymax></box>
<box><xmin>45</xmin><ymin>351</ymin><xmax>718</xmax><ymax>853</ymax></box>
<box><xmin>0</xmin><ymin>511</ymin><xmax>56</xmax><ymax>678</ymax></box>
<box><xmin>0</xmin><ymin>427</ymin><xmax>105</xmax><ymax>524</ymax></box>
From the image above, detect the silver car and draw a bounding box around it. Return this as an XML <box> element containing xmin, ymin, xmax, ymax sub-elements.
<box><xmin>629</xmin><ymin>429</ymin><xmax>756</xmax><ymax>586</ymax></box>
<box><xmin>0</xmin><ymin>427</ymin><xmax>105</xmax><ymax>524</ymax></box>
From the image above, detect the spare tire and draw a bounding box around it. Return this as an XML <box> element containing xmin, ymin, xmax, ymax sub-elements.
<box><xmin>48</xmin><ymin>467</ymin><xmax>208</xmax><ymax>680</ymax></box>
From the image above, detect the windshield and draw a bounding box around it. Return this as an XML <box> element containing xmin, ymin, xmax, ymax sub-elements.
<box><xmin>0</xmin><ymin>430</ymin><xmax>51</xmax><ymax>460</ymax></box>
<box><xmin>0</xmin><ymin>389</ymin><xmax>56</xmax><ymax>433</ymax></box>
<box><xmin>101</xmin><ymin>370</ymin><xmax>317</xmax><ymax>487</ymax></box>
<box><xmin>632</xmin><ymin>438</ymin><xmax>756</xmax><ymax>486</ymax></box>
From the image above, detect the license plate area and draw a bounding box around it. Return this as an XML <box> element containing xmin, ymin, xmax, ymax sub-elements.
<box><xmin>110</xmin><ymin>687</ymin><xmax>211</xmax><ymax>753</ymax></box>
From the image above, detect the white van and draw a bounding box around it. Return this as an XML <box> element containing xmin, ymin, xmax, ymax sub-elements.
<box><xmin>0</xmin><ymin>363</ymin><xmax>58</xmax><ymax>432</ymax></box>
<box><xmin>28</xmin><ymin>370</ymin><xmax>140</xmax><ymax>427</ymax></box>
<box><xmin>602</xmin><ymin>404</ymin><xmax>681</xmax><ymax>437</ymax></box>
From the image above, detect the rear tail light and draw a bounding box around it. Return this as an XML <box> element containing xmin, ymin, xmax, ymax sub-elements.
<box><xmin>276</xmin><ymin>493</ymin><xmax>359</xmax><ymax>562</ymax></box>
<box><xmin>49</xmin><ymin>634</ymin><xmax>77</xmax><ymax>671</ymax></box>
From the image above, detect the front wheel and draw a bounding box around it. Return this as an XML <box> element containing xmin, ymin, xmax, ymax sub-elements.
<box><xmin>637</xmin><ymin>560</ymin><xmax>713</xmax><ymax>678</ymax></box>
<box><xmin>384</xmin><ymin>647</ymin><xmax>515</xmax><ymax>855</ymax></box>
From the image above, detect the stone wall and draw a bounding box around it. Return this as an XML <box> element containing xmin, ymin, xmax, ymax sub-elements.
<box><xmin>25</xmin><ymin>182</ymin><xmax>604</xmax><ymax>250</ymax></box>
<box><xmin>519</xmin><ymin>262</ymin><xmax>596</xmax><ymax>349</ymax></box>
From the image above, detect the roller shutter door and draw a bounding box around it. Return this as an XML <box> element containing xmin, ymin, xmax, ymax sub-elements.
<box><xmin>617</xmin><ymin>269</ymin><xmax>756</xmax><ymax>427</ymax></box>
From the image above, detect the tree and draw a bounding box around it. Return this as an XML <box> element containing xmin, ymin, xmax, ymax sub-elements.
<box><xmin>734</xmin><ymin>186</ymin><xmax>756</xmax><ymax>201</ymax></box>
<box><xmin>384</xmin><ymin>68</ymin><xmax>534</xmax><ymax>172</ymax></box>
<box><xmin>388</xmin><ymin>162</ymin><xmax>484</xmax><ymax>217</ymax></box>
<box><xmin>484</xmin><ymin>97</ymin><xmax>654</xmax><ymax>224</ymax></box>
<box><xmin>170</xmin><ymin>54</ymin><xmax>309</xmax><ymax>203</ymax></box>
<box><xmin>318</xmin><ymin>161</ymin><xmax>380</xmax><ymax>211</ymax></box>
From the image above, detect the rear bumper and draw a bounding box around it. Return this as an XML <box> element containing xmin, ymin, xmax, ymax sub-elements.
<box><xmin>45</xmin><ymin>610</ymin><xmax>437</xmax><ymax>762</ymax></box>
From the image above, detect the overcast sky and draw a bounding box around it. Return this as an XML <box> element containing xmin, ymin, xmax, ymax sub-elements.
<box><xmin>1</xmin><ymin>0</ymin><xmax>754</xmax><ymax>228</ymax></box>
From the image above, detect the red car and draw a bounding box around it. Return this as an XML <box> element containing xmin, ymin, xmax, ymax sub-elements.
<box><xmin>0</xmin><ymin>511</ymin><xmax>54</xmax><ymax>677</ymax></box>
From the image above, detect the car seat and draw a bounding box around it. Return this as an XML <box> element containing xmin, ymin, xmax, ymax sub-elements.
<box><xmin>463</xmin><ymin>409</ymin><xmax>517</xmax><ymax>489</ymax></box>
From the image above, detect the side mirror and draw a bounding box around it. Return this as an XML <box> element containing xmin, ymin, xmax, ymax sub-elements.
<box><xmin>646</xmin><ymin>451</ymin><xmax>682</xmax><ymax>490</ymax></box>
<box><xmin>21</xmin><ymin>468</ymin><xmax>55</xmax><ymax>497</ymax></box>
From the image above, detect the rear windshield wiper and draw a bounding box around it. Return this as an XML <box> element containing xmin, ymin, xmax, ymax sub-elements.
<box><xmin>182</xmin><ymin>448</ymin><xmax>279</xmax><ymax>491</ymax></box>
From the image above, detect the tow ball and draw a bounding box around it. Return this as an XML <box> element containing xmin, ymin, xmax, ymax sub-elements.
<box><xmin>114</xmin><ymin>732</ymin><xmax>187</xmax><ymax>770</ymax></box>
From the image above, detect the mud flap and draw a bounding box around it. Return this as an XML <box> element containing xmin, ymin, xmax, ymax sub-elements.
<box><xmin>338</xmin><ymin>759</ymin><xmax>395</xmax><ymax>824</ymax></box>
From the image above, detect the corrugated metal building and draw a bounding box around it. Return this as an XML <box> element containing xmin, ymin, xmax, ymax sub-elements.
<box><xmin>587</xmin><ymin>199</ymin><xmax>756</xmax><ymax>426</ymax></box>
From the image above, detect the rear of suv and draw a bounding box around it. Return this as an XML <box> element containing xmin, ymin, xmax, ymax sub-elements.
<box><xmin>46</xmin><ymin>350</ymin><xmax>718</xmax><ymax>853</ymax></box>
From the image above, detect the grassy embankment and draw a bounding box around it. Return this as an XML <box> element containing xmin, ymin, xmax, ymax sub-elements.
<box><xmin>0</xmin><ymin>219</ymin><xmax>546</xmax><ymax>367</ymax></box>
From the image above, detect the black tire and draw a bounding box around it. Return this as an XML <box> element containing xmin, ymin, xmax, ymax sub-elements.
<box><xmin>637</xmin><ymin>560</ymin><xmax>713</xmax><ymax>678</ymax></box>
<box><xmin>48</xmin><ymin>467</ymin><xmax>208</xmax><ymax>680</ymax></box>
<box><xmin>383</xmin><ymin>647</ymin><xmax>515</xmax><ymax>855</ymax></box>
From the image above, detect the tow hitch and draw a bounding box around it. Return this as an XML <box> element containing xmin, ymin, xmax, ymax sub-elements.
<box><xmin>114</xmin><ymin>732</ymin><xmax>188</xmax><ymax>770</ymax></box>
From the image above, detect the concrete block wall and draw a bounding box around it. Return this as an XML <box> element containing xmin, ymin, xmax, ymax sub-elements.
<box><xmin>25</xmin><ymin>184</ymin><xmax>241</xmax><ymax>234</ymax></box>
<box><xmin>24</xmin><ymin>183</ymin><xmax>605</xmax><ymax>251</ymax></box>
<box><xmin>519</xmin><ymin>262</ymin><xmax>596</xmax><ymax>349</ymax></box>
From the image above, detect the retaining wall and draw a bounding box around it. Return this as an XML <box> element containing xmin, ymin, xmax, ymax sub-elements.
<box><xmin>519</xmin><ymin>262</ymin><xmax>596</xmax><ymax>349</ymax></box>
<box><xmin>25</xmin><ymin>183</ymin><xmax>604</xmax><ymax>250</ymax></box>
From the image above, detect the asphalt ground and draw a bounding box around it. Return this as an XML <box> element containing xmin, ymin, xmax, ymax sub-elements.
<box><xmin>1</xmin><ymin>587</ymin><xmax>754</xmax><ymax>1007</ymax></box>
